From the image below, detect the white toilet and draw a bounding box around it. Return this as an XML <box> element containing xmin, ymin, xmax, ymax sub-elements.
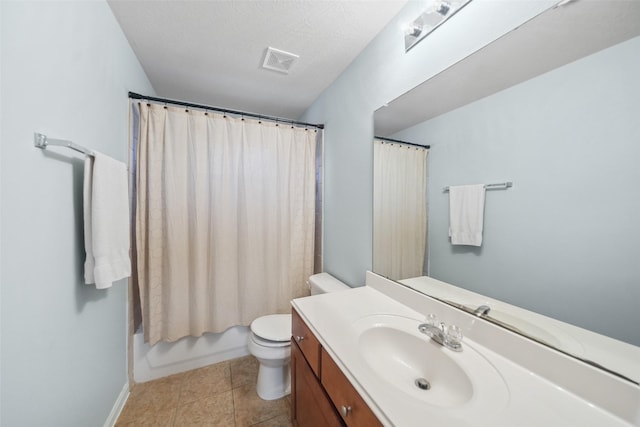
<box><xmin>248</xmin><ymin>273</ymin><xmax>350</xmax><ymax>400</ymax></box>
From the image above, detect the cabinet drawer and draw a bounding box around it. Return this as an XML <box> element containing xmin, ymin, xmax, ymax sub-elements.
<box><xmin>320</xmin><ymin>348</ymin><xmax>382</xmax><ymax>427</ymax></box>
<box><xmin>292</xmin><ymin>308</ymin><xmax>321</xmax><ymax>376</ymax></box>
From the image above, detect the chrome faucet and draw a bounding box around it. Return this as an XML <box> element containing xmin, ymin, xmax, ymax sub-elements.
<box><xmin>474</xmin><ymin>305</ymin><xmax>491</xmax><ymax>316</ymax></box>
<box><xmin>418</xmin><ymin>318</ymin><xmax>463</xmax><ymax>352</ymax></box>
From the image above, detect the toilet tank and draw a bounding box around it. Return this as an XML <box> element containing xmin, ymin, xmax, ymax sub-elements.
<box><xmin>308</xmin><ymin>272</ymin><xmax>350</xmax><ymax>295</ymax></box>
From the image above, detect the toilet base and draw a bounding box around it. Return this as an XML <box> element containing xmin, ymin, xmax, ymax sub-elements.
<box><xmin>256</xmin><ymin>363</ymin><xmax>291</xmax><ymax>400</ymax></box>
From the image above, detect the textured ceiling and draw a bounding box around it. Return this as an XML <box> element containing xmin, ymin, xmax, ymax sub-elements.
<box><xmin>108</xmin><ymin>0</ymin><xmax>407</xmax><ymax>119</ymax></box>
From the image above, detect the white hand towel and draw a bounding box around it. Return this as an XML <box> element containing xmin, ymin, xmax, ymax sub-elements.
<box><xmin>83</xmin><ymin>152</ymin><xmax>131</xmax><ymax>289</ymax></box>
<box><xmin>448</xmin><ymin>184</ymin><xmax>486</xmax><ymax>246</ymax></box>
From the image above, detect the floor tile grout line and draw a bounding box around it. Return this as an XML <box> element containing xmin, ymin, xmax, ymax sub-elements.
<box><xmin>228</xmin><ymin>361</ymin><xmax>238</xmax><ymax>427</ymax></box>
<box><xmin>231</xmin><ymin>377</ymin><xmax>238</xmax><ymax>427</ymax></box>
<box><xmin>172</xmin><ymin>370</ymin><xmax>188</xmax><ymax>427</ymax></box>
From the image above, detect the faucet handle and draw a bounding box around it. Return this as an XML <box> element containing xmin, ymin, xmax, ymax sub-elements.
<box><xmin>445</xmin><ymin>324</ymin><xmax>463</xmax><ymax>348</ymax></box>
<box><xmin>425</xmin><ymin>313</ymin><xmax>439</xmax><ymax>327</ymax></box>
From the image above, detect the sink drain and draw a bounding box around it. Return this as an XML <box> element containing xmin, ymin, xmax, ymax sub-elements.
<box><xmin>414</xmin><ymin>377</ymin><xmax>431</xmax><ymax>390</ymax></box>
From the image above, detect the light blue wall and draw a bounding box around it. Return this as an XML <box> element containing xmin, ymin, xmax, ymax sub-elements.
<box><xmin>300</xmin><ymin>1</ymin><xmax>557</xmax><ymax>286</ymax></box>
<box><xmin>393</xmin><ymin>36</ymin><xmax>640</xmax><ymax>346</ymax></box>
<box><xmin>1</xmin><ymin>2</ymin><xmax>153</xmax><ymax>426</ymax></box>
<box><xmin>301</xmin><ymin>0</ymin><xmax>639</xmax><ymax>346</ymax></box>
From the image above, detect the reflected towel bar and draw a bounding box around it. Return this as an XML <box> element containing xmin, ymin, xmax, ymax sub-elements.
<box><xmin>34</xmin><ymin>133</ymin><xmax>95</xmax><ymax>156</ymax></box>
<box><xmin>443</xmin><ymin>182</ymin><xmax>513</xmax><ymax>192</ymax></box>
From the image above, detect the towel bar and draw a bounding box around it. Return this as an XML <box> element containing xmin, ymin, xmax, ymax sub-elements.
<box><xmin>34</xmin><ymin>133</ymin><xmax>95</xmax><ymax>156</ymax></box>
<box><xmin>443</xmin><ymin>182</ymin><xmax>512</xmax><ymax>192</ymax></box>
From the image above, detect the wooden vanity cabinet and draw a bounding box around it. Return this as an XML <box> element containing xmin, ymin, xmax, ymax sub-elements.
<box><xmin>291</xmin><ymin>308</ymin><xmax>321</xmax><ymax>376</ymax></box>
<box><xmin>291</xmin><ymin>308</ymin><xmax>382</xmax><ymax>427</ymax></box>
<box><xmin>291</xmin><ymin>338</ymin><xmax>343</xmax><ymax>426</ymax></box>
<box><xmin>320</xmin><ymin>347</ymin><xmax>382</xmax><ymax>427</ymax></box>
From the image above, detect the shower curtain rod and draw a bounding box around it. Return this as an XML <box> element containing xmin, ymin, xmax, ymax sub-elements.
<box><xmin>128</xmin><ymin>92</ymin><xmax>324</xmax><ymax>130</ymax></box>
<box><xmin>375</xmin><ymin>136</ymin><xmax>430</xmax><ymax>149</ymax></box>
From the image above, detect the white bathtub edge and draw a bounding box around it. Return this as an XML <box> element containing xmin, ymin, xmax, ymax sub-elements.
<box><xmin>133</xmin><ymin>326</ymin><xmax>251</xmax><ymax>383</ymax></box>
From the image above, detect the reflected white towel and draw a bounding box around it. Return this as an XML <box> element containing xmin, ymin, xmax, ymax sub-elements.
<box><xmin>448</xmin><ymin>184</ymin><xmax>486</xmax><ymax>246</ymax></box>
<box><xmin>83</xmin><ymin>152</ymin><xmax>131</xmax><ymax>289</ymax></box>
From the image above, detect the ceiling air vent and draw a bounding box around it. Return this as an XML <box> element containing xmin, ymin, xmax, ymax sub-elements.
<box><xmin>262</xmin><ymin>47</ymin><xmax>299</xmax><ymax>74</ymax></box>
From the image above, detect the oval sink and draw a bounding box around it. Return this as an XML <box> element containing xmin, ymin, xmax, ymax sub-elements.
<box><xmin>352</xmin><ymin>314</ymin><xmax>509</xmax><ymax>411</ymax></box>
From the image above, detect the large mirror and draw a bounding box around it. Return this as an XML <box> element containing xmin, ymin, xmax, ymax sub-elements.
<box><xmin>373</xmin><ymin>1</ymin><xmax>640</xmax><ymax>384</ymax></box>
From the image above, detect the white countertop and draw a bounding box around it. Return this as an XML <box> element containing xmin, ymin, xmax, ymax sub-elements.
<box><xmin>292</xmin><ymin>280</ymin><xmax>637</xmax><ymax>427</ymax></box>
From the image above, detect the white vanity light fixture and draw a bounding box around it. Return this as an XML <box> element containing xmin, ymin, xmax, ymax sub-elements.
<box><xmin>404</xmin><ymin>0</ymin><xmax>473</xmax><ymax>52</ymax></box>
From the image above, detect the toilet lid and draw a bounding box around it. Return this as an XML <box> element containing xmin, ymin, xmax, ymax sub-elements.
<box><xmin>250</xmin><ymin>314</ymin><xmax>291</xmax><ymax>342</ymax></box>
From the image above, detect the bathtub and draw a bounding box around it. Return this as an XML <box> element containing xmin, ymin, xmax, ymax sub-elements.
<box><xmin>133</xmin><ymin>326</ymin><xmax>250</xmax><ymax>383</ymax></box>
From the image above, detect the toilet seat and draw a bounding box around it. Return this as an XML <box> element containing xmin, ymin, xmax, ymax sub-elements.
<box><xmin>250</xmin><ymin>333</ymin><xmax>290</xmax><ymax>348</ymax></box>
<box><xmin>250</xmin><ymin>314</ymin><xmax>291</xmax><ymax>344</ymax></box>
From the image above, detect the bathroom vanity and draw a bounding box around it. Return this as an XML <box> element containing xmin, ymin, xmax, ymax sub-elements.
<box><xmin>291</xmin><ymin>308</ymin><xmax>381</xmax><ymax>426</ymax></box>
<box><xmin>290</xmin><ymin>272</ymin><xmax>639</xmax><ymax>427</ymax></box>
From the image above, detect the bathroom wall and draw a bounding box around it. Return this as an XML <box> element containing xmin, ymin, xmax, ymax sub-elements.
<box><xmin>1</xmin><ymin>2</ymin><xmax>153</xmax><ymax>426</ymax></box>
<box><xmin>391</xmin><ymin>36</ymin><xmax>640</xmax><ymax>345</ymax></box>
<box><xmin>0</xmin><ymin>3</ymin><xmax>4</xmax><ymax>422</ymax></box>
<box><xmin>300</xmin><ymin>0</ymin><xmax>558</xmax><ymax>286</ymax></box>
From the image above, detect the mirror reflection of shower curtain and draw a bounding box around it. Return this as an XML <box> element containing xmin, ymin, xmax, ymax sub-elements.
<box><xmin>373</xmin><ymin>140</ymin><xmax>428</xmax><ymax>281</ymax></box>
<box><xmin>133</xmin><ymin>103</ymin><xmax>319</xmax><ymax>346</ymax></box>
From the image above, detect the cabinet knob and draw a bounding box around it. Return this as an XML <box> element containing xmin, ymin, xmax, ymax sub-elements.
<box><xmin>295</xmin><ymin>335</ymin><xmax>305</xmax><ymax>342</ymax></box>
<box><xmin>340</xmin><ymin>405</ymin><xmax>352</xmax><ymax>417</ymax></box>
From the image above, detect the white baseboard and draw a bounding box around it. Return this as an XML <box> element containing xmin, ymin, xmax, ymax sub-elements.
<box><xmin>104</xmin><ymin>382</ymin><xmax>129</xmax><ymax>427</ymax></box>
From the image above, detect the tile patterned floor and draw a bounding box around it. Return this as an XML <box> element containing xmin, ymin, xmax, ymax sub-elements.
<box><xmin>116</xmin><ymin>355</ymin><xmax>292</xmax><ymax>427</ymax></box>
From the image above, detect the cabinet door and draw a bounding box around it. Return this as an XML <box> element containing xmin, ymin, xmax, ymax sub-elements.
<box><xmin>291</xmin><ymin>340</ymin><xmax>344</xmax><ymax>427</ymax></box>
<box><xmin>292</xmin><ymin>308</ymin><xmax>322</xmax><ymax>376</ymax></box>
<box><xmin>321</xmin><ymin>348</ymin><xmax>382</xmax><ymax>427</ymax></box>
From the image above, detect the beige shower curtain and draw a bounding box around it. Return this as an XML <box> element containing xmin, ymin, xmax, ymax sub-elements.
<box><xmin>373</xmin><ymin>140</ymin><xmax>428</xmax><ymax>281</ymax></box>
<box><xmin>135</xmin><ymin>103</ymin><xmax>317</xmax><ymax>345</ymax></box>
